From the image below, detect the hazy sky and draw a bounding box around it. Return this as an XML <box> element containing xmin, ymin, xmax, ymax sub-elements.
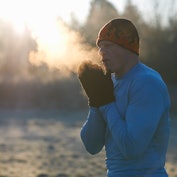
<box><xmin>0</xmin><ymin>0</ymin><xmax>176</xmax><ymax>77</ymax></box>
<box><xmin>109</xmin><ymin>0</ymin><xmax>176</xmax><ymax>25</ymax></box>
<box><xmin>0</xmin><ymin>0</ymin><xmax>176</xmax><ymax>32</ymax></box>
<box><xmin>53</xmin><ymin>0</ymin><xmax>176</xmax><ymax>25</ymax></box>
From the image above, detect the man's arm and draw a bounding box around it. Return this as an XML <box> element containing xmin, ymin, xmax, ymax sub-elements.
<box><xmin>77</xmin><ymin>61</ymin><xmax>114</xmax><ymax>154</ymax></box>
<box><xmin>80</xmin><ymin>107</ymin><xmax>106</xmax><ymax>155</ymax></box>
<box><xmin>99</xmin><ymin>76</ymin><xmax>170</xmax><ymax>159</ymax></box>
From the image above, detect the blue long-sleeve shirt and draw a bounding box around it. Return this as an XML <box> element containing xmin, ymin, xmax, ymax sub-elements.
<box><xmin>80</xmin><ymin>62</ymin><xmax>171</xmax><ymax>177</ymax></box>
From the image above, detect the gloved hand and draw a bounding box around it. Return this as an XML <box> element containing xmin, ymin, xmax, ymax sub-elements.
<box><xmin>77</xmin><ymin>61</ymin><xmax>115</xmax><ymax>107</ymax></box>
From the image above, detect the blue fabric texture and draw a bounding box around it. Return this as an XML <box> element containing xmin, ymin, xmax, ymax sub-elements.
<box><xmin>80</xmin><ymin>62</ymin><xmax>171</xmax><ymax>177</ymax></box>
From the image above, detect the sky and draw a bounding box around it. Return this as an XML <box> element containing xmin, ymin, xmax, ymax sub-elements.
<box><xmin>0</xmin><ymin>0</ymin><xmax>176</xmax><ymax>34</ymax></box>
<box><xmin>110</xmin><ymin>0</ymin><xmax>176</xmax><ymax>25</ymax></box>
<box><xmin>0</xmin><ymin>0</ymin><xmax>176</xmax><ymax>73</ymax></box>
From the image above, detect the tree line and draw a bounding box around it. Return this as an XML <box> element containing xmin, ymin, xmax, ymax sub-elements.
<box><xmin>0</xmin><ymin>0</ymin><xmax>176</xmax><ymax>111</ymax></box>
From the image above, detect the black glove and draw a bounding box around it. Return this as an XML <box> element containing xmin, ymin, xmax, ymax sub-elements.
<box><xmin>77</xmin><ymin>61</ymin><xmax>115</xmax><ymax>107</ymax></box>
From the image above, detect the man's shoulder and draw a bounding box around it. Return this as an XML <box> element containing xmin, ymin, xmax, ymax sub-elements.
<box><xmin>133</xmin><ymin>63</ymin><xmax>164</xmax><ymax>84</ymax></box>
<box><xmin>130</xmin><ymin>65</ymin><xmax>169</xmax><ymax>99</ymax></box>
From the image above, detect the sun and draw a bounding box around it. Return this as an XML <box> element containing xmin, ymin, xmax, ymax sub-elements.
<box><xmin>0</xmin><ymin>0</ymin><xmax>97</xmax><ymax>73</ymax></box>
<box><xmin>0</xmin><ymin>0</ymin><xmax>90</xmax><ymax>34</ymax></box>
<box><xmin>0</xmin><ymin>0</ymin><xmax>74</xmax><ymax>59</ymax></box>
<box><xmin>0</xmin><ymin>0</ymin><xmax>59</xmax><ymax>34</ymax></box>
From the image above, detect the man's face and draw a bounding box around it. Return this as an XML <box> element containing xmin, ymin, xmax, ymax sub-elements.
<box><xmin>98</xmin><ymin>40</ymin><xmax>128</xmax><ymax>75</ymax></box>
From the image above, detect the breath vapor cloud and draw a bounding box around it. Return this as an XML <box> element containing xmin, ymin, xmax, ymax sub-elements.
<box><xmin>29</xmin><ymin>19</ymin><xmax>99</xmax><ymax>78</ymax></box>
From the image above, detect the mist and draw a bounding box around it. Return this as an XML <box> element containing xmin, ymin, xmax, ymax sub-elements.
<box><xmin>0</xmin><ymin>17</ymin><xmax>100</xmax><ymax>84</ymax></box>
<box><xmin>0</xmin><ymin>18</ymin><xmax>100</xmax><ymax>109</ymax></box>
<box><xmin>0</xmin><ymin>0</ymin><xmax>176</xmax><ymax>111</ymax></box>
<box><xmin>29</xmin><ymin>19</ymin><xmax>99</xmax><ymax>78</ymax></box>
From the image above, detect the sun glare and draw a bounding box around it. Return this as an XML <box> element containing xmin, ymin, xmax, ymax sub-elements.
<box><xmin>0</xmin><ymin>0</ymin><xmax>97</xmax><ymax>74</ymax></box>
<box><xmin>0</xmin><ymin>0</ymin><xmax>90</xmax><ymax>55</ymax></box>
<box><xmin>0</xmin><ymin>0</ymin><xmax>78</xmax><ymax>63</ymax></box>
<box><xmin>0</xmin><ymin>0</ymin><xmax>89</xmax><ymax>34</ymax></box>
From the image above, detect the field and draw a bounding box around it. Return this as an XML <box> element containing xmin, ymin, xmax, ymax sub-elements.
<box><xmin>0</xmin><ymin>110</ymin><xmax>176</xmax><ymax>177</ymax></box>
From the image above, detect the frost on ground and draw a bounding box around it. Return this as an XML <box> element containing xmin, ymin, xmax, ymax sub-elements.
<box><xmin>0</xmin><ymin>110</ymin><xmax>176</xmax><ymax>177</ymax></box>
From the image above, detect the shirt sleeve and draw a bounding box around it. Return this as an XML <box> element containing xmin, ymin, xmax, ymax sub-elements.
<box><xmin>99</xmin><ymin>76</ymin><xmax>169</xmax><ymax>159</ymax></box>
<box><xmin>80</xmin><ymin>107</ymin><xmax>106</xmax><ymax>155</ymax></box>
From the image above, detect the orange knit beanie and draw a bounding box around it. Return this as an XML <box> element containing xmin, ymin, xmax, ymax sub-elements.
<box><xmin>96</xmin><ymin>18</ymin><xmax>139</xmax><ymax>55</ymax></box>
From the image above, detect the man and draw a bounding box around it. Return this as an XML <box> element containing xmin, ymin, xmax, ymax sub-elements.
<box><xmin>77</xmin><ymin>18</ymin><xmax>170</xmax><ymax>177</ymax></box>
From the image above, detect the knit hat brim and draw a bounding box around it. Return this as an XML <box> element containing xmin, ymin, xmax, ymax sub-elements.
<box><xmin>96</xmin><ymin>18</ymin><xmax>139</xmax><ymax>55</ymax></box>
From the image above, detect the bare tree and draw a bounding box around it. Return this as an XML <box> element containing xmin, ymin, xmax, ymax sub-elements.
<box><xmin>82</xmin><ymin>0</ymin><xmax>119</xmax><ymax>46</ymax></box>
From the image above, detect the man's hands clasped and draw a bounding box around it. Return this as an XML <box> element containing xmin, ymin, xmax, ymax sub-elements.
<box><xmin>77</xmin><ymin>61</ymin><xmax>115</xmax><ymax>107</ymax></box>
